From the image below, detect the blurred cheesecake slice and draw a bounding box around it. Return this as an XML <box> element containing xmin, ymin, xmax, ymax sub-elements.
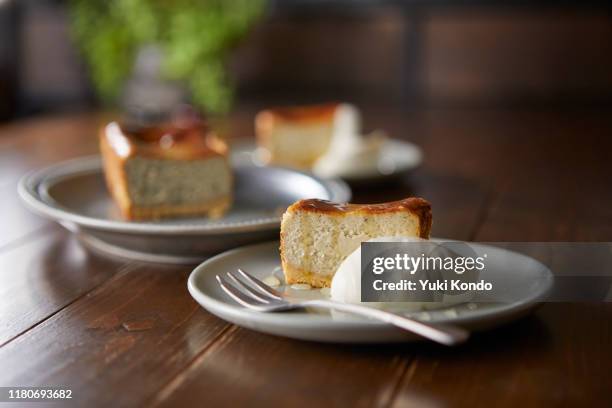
<box><xmin>100</xmin><ymin>117</ymin><xmax>232</xmax><ymax>220</ymax></box>
<box><xmin>255</xmin><ymin>103</ymin><xmax>339</xmax><ymax>169</ymax></box>
<box><xmin>280</xmin><ymin>198</ymin><xmax>432</xmax><ymax>288</ymax></box>
<box><xmin>256</xmin><ymin>103</ymin><xmax>387</xmax><ymax>177</ymax></box>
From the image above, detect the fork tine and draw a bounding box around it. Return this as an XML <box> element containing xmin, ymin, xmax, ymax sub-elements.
<box><xmin>216</xmin><ymin>275</ymin><xmax>267</xmax><ymax>309</ymax></box>
<box><xmin>226</xmin><ymin>271</ymin><xmax>274</xmax><ymax>303</ymax></box>
<box><xmin>236</xmin><ymin>268</ymin><xmax>283</xmax><ymax>300</ymax></box>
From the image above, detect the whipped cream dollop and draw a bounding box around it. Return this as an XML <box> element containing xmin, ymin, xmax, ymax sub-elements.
<box><xmin>330</xmin><ymin>236</ymin><xmax>423</xmax><ymax>304</ymax></box>
<box><xmin>330</xmin><ymin>237</ymin><xmax>478</xmax><ymax>310</ymax></box>
<box><xmin>313</xmin><ymin>104</ymin><xmax>385</xmax><ymax>178</ymax></box>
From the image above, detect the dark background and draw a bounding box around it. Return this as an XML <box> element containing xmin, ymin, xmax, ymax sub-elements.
<box><xmin>1</xmin><ymin>0</ymin><xmax>612</xmax><ymax>121</ymax></box>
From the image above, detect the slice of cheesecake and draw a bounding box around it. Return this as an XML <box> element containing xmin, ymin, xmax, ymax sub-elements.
<box><xmin>280</xmin><ymin>198</ymin><xmax>432</xmax><ymax>288</ymax></box>
<box><xmin>100</xmin><ymin>117</ymin><xmax>232</xmax><ymax>220</ymax></box>
<box><xmin>255</xmin><ymin>103</ymin><xmax>339</xmax><ymax>169</ymax></box>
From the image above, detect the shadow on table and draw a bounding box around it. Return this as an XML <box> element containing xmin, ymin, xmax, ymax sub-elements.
<box><xmin>32</xmin><ymin>232</ymin><xmax>124</xmax><ymax>306</ymax></box>
<box><xmin>303</xmin><ymin>313</ymin><xmax>552</xmax><ymax>358</ymax></box>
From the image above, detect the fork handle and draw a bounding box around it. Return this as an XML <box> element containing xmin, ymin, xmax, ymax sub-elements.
<box><xmin>303</xmin><ymin>299</ymin><xmax>469</xmax><ymax>346</ymax></box>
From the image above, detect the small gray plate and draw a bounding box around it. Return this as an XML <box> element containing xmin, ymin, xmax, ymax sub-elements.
<box><xmin>188</xmin><ymin>241</ymin><xmax>553</xmax><ymax>343</ymax></box>
<box><xmin>18</xmin><ymin>156</ymin><xmax>351</xmax><ymax>263</ymax></box>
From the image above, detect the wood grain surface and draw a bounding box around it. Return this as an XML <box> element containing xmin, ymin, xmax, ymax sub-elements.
<box><xmin>0</xmin><ymin>107</ymin><xmax>610</xmax><ymax>407</ymax></box>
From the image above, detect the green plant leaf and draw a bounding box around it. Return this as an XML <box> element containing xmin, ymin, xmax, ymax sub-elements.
<box><xmin>68</xmin><ymin>0</ymin><xmax>266</xmax><ymax>113</ymax></box>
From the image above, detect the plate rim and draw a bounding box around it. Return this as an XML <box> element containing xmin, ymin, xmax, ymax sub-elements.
<box><xmin>17</xmin><ymin>155</ymin><xmax>351</xmax><ymax>235</ymax></box>
<box><xmin>188</xmin><ymin>240</ymin><xmax>554</xmax><ymax>332</ymax></box>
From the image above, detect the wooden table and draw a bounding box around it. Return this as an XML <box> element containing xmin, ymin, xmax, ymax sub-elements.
<box><xmin>0</xmin><ymin>106</ymin><xmax>610</xmax><ymax>407</ymax></box>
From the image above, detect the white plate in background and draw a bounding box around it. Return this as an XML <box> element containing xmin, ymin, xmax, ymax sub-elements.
<box><xmin>231</xmin><ymin>138</ymin><xmax>423</xmax><ymax>183</ymax></box>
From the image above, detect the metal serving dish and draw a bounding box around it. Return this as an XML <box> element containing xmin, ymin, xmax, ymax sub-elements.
<box><xmin>18</xmin><ymin>156</ymin><xmax>351</xmax><ymax>263</ymax></box>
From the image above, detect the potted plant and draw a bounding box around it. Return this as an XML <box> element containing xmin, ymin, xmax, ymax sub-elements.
<box><xmin>68</xmin><ymin>0</ymin><xmax>266</xmax><ymax>119</ymax></box>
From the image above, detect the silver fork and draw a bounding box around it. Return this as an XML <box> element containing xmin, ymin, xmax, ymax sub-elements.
<box><xmin>216</xmin><ymin>269</ymin><xmax>469</xmax><ymax>346</ymax></box>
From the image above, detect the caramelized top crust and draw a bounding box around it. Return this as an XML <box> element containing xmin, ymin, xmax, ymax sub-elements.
<box><xmin>102</xmin><ymin>120</ymin><xmax>227</xmax><ymax>161</ymax></box>
<box><xmin>256</xmin><ymin>103</ymin><xmax>339</xmax><ymax>130</ymax></box>
<box><xmin>287</xmin><ymin>197</ymin><xmax>432</xmax><ymax>238</ymax></box>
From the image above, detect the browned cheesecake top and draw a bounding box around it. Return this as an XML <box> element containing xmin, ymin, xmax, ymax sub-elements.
<box><xmin>287</xmin><ymin>197</ymin><xmax>432</xmax><ymax>238</ymax></box>
<box><xmin>256</xmin><ymin>103</ymin><xmax>339</xmax><ymax>129</ymax></box>
<box><xmin>103</xmin><ymin>117</ymin><xmax>227</xmax><ymax>161</ymax></box>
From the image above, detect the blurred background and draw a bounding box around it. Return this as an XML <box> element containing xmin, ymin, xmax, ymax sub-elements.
<box><xmin>1</xmin><ymin>0</ymin><xmax>612</xmax><ymax>122</ymax></box>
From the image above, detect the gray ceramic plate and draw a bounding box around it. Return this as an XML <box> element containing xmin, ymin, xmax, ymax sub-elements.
<box><xmin>188</xmin><ymin>241</ymin><xmax>553</xmax><ymax>343</ymax></box>
<box><xmin>18</xmin><ymin>156</ymin><xmax>351</xmax><ymax>263</ymax></box>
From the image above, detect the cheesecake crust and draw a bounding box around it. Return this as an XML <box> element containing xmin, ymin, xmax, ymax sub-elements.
<box><xmin>119</xmin><ymin>195</ymin><xmax>231</xmax><ymax>221</ymax></box>
<box><xmin>283</xmin><ymin>263</ymin><xmax>334</xmax><ymax>288</ymax></box>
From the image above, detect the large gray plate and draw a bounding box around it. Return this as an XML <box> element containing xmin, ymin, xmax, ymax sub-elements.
<box><xmin>188</xmin><ymin>241</ymin><xmax>553</xmax><ymax>343</ymax></box>
<box><xmin>18</xmin><ymin>156</ymin><xmax>351</xmax><ymax>263</ymax></box>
